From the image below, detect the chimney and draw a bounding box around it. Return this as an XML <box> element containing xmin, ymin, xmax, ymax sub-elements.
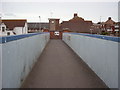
<box><xmin>74</xmin><ymin>13</ymin><xmax>78</xmax><ymax>18</ymax></box>
<box><xmin>108</xmin><ymin>17</ymin><xmax>111</xmax><ymax>20</ymax></box>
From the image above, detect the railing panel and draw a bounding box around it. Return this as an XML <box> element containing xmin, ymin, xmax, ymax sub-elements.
<box><xmin>0</xmin><ymin>32</ymin><xmax>50</xmax><ymax>88</ymax></box>
<box><xmin>63</xmin><ymin>32</ymin><xmax>119</xmax><ymax>88</ymax></box>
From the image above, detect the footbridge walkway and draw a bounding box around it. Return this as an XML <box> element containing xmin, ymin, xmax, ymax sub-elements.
<box><xmin>0</xmin><ymin>32</ymin><xmax>119</xmax><ymax>89</ymax></box>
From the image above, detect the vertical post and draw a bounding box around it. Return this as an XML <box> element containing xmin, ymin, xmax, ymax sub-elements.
<box><xmin>50</xmin><ymin>12</ymin><xmax>53</xmax><ymax>18</ymax></box>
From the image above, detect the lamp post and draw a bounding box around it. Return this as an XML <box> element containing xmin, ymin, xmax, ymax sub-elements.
<box><xmin>50</xmin><ymin>12</ymin><xmax>53</xmax><ymax>17</ymax></box>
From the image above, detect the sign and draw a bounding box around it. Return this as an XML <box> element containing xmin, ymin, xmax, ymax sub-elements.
<box><xmin>54</xmin><ymin>31</ymin><xmax>59</xmax><ymax>36</ymax></box>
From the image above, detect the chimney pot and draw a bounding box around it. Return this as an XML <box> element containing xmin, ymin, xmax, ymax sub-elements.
<box><xmin>108</xmin><ymin>17</ymin><xmax>111</xmax><ymax>20</ymax></box>
<box><xmin>74</xmin><ymin>13</ymin><xmax>78</xmax><ymax>18</ymax></box>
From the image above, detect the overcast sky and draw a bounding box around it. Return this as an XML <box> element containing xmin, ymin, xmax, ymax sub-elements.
<box><xmin>1</xmin><ymin>0</ymin><xmax>119</xmax><ymax>23</ymax></box>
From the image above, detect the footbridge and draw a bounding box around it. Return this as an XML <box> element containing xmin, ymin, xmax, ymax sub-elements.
<box><xmin>0</xmin><ymin>32</ymin><xmax>119</xmax><ymax>89</ymax></box>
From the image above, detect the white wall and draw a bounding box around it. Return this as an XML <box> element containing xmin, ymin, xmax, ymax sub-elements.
<box><xmin>24</xmin><ymin>22</ymin><xmax>28</xmax><ymax>34</ymax></box>
<box><xmin>13</xmin><ymin>22</ymin><xmax>28</xmax><ymax>35</ymax></box>
<box><xmin>1</xmin><ymin>33</ymin><xmax>50</xmax><ymax>88</ymax></box>
<box><xmin>63</xmin><ymin>33</ymin><xmax>119</xmax><ymax>88</ymax></box>
<box><xmin>13</xmin><ymin>27</ymin><xmax>23</xmax><ymax>35</ymax></box>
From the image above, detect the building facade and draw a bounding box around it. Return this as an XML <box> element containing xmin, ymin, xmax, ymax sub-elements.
<box><xmin>48</xmin><ymin>13</ymin><xmax>93</xmax><ymax>39</ymax></box>
<box><xmin>48</xmin><ymin>18</ymin><xmax>62</xmax><ymax>39</ymax></box>
<box><xmin>49</xmin><ymin>18</ymin><xmax>60</xmax><ymax>31</ymax></box>
<box><xmin>60</xmin><ymin>13</ymin><xmax>93</xmax><ymax>33</ymax></box>
<box><xmin>1</xmin><ymin>19</ymin><xmax>28</xmax><ymax>36</ymax></box>
<box><xmin>28</xmin><ymin>22</ymin><xmax>49</xmax><ymax>33</ymax></box>
<box><xmin>104</xmin><ymin>17</ymin><xmax>116</xmax><ymax>32</ymax></box>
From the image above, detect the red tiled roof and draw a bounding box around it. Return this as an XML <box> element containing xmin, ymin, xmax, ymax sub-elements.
<box><xmin>2</xmin><ymin>19</ymin><xmax>27</xmax><ymax>30</ymax></box>
<box><xmin>60</xmin><ymin>14</ymin><xmax>93</xmax><ymax>33</ymax></box>
<box><xmin>69</xmin><ymin>16</ymin><xmax>84</xmax><ymax>22</ymax></box>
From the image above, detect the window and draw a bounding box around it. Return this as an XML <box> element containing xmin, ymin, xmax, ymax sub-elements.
<box><xmin>7</xmin><ymin>32</ymin><xmax>10</xmax><ymax>35</ymax></box>
<box><xmin>51</xmin><ymin>21</ymin><xmax>54</xmax><ymax>24</ymax></box>
<box><xmin>2</xmin><ymin>27</ymin><xmax>5</xmax><ymax>32</ymax></box>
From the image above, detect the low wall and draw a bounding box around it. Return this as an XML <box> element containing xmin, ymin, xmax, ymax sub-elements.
<box><xmin>63</xmin><ymin>33</ymin><xmax>120</xmax><ymax>88</ymax></box>
<box><xmin>0</xmin><ymin>32</ymin><xmax>50</xmax><ymax>88</ymax></box>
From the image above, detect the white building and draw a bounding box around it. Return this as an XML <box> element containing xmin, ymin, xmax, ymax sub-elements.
<box><xmin>0</xmin><ymin>19</ymin><xmax>28</xmax><ymax>36</ymax></box>
<box><xmin>0</xmin><ymin>23</ymin><xmax>7</xmax><ymax>36</ymax></box>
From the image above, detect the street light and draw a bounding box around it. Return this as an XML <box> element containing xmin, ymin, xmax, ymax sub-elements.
<box><xmin>50</xmin><ymin>12</ymin><xmax>53</xmax><ymax>17</ymax></box>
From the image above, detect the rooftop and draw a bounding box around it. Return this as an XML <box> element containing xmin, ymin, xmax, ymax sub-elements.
<box><xmin>2</xmin><ymin>19</ymin><xmax>27</xmax><ymax>30</ymax></box>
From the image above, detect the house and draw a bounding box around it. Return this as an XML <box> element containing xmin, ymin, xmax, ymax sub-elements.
<box><xmin>102</xmin><ymin>17</ymin><xmax>119</xmax><ymax>36</ymax></box>
<box><xmin>91</xmin><ymin>17</ymin><xmax>119</xmax><ymax>36</ymax></box>
<box><xmin>1</xmin><ymin>19</ymin><xmax>28</xmax><ymax>36</ymax></box>
<box><xmin>104</xmin><ymin>17</ymin><xmax>116</xmax><ymax>32</ymax></box>
<box><xmin>28</xmin><ymin>22</ymin><xmax>49</xmax><ymax>33</ymax></box>
<box><xmin>0</xmin><ymin>22</ymin><xmax>7</xmax><ymax>36</ymax></box>
<box><xmin>114</xmin><ymin>22</ymin><xmax>120</xmax><ymax>36</ymax></box>
<box><xmin>91</xmin><ymin>22</ymin><xmax>106</xmax><ymax>34</ymax></box>
<box><xmin>59</xmin><ymin>13</ymin><xmax>93</xmax><ymax>33</ymax></box>
<box><xmin>48</xmin><ymin>13</ymin><xmax>93</xmax><ymax>39</ymax></box>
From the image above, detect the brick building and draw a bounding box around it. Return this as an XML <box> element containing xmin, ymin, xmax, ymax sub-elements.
<box><xmin>27</xmin><ymin>13</ymin><xmax>94</xmax><ymax>39</ymax></box>
<box><xmin>91</xmin><ymin>17</ymin><xmax>119</xmax><ymax>36</ymax></box>
<box><xmin>48</xmin><ymin>18</ymin><xmax>62</xmax><ymax>39</ymax></box>
<box><xmin>59</xmin><ymin>13</ymin><xmax>93</xmax><ymax>33</ymax></box>
<box><xmin>48</xmin><ymin>13</ymin><xmax>93</xmax><ymax>39</ymax></box>
<box><xmin>104</xmin><ymin>17</ymin><xmax>116</xmax><ymax>32</ymax></box>
<box><xmin>48</xmin><ymin>18</ymin><xmax>60</xmax><ymax>31</ymax></box>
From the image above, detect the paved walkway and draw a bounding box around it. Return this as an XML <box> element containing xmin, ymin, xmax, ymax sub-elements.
<box><xmin>22</xmin><ymin>40</ymin><xmax>108</xmax><ymax>88</ymax></box>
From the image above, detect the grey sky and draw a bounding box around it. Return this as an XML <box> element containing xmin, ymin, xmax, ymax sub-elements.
<box><xmin>118</xmin><ymin>1</ymin><xmax>120</xmax><ymax>22</ymax></box>
<box><xmin>1</xmin><ymin>1</ymin><xmax>119</xmax><ymax>23</ymax></box>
